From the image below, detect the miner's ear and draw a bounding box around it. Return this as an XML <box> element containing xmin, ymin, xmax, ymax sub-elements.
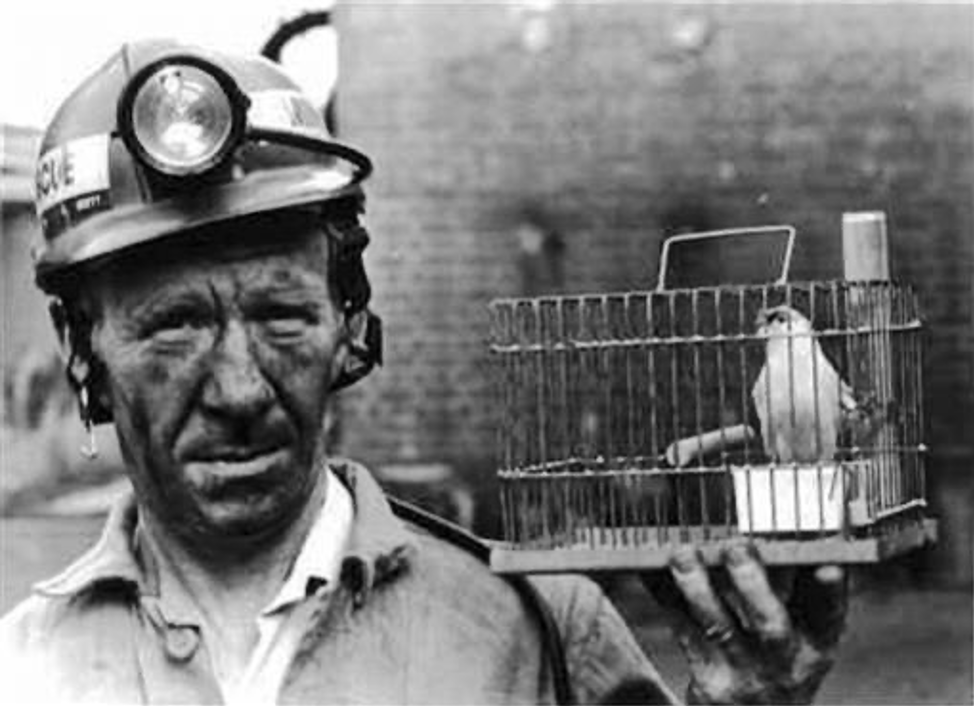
<box><xmin>329</xmin><ymin>310</ymin><xmax>383</xmax><ymax>392</ymax></box>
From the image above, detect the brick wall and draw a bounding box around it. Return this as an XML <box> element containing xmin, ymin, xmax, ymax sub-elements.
<box><xmin>336</xmin><ymin>3</ymin><xmax>973</xmax><ymax>542</ymax></box>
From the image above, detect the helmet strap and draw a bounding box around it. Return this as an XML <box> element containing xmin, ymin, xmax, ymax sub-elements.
<box><xmin>321</xmin><ymin>204</ymin><xmax>382</xmax><ymax>391</ymax></box>
<box><xmin>324</xmin><ymin>216</ymin><xmax>372</xmax><ymax>314</ymax></box>
<box><xmin>330</xmin><ymin>310</ymin><xmax>383</xmax><ymax>392</ymax></box>
<box><xmin>50</xmin><ymin>299</ymin><xmax>114</xmax><ymax>426</ymax></box>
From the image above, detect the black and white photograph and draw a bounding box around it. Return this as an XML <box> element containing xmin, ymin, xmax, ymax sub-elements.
<box><xmin>1</xmin><ymin>2</ymin><xmax>971</xmax><ymax>703</ymax></box>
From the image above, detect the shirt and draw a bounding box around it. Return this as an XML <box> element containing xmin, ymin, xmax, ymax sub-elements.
<box><xmin>0</xmin><ymin>460</ymin><xmax>679</xmax><ymax>705</ymax></box>
<box><xmin>140</xmin><ymin>468</ymin><xmax>354</xmax><ymax>705</ymax></box>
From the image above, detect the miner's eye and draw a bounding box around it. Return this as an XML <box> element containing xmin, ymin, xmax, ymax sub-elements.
<box><xmin>252</xmin><ymin>303</ymin><xmax>319</xmax><ymax>339</ymax></box>
<box><xmin>142</xmin><ymin>305</ymin><xmax>210</xmax><ymax>342</ymax></box>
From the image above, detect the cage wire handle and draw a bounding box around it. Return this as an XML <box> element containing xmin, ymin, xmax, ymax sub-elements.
<box><xmin>655</xmin><ymin>225</ymin><xmax>796</xmax><ymax>291</ymax></box>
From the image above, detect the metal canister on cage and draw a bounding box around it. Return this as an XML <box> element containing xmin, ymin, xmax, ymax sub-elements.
<box><xmin>842</xmin><ymin>211</ymin><xmax>889</xmax><ymax>282</ymax></box>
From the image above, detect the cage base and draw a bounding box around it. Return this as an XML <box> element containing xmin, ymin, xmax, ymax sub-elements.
<box><xmin>490</xmin><ymin>518</ymin><xmax>937</xmax><ymax>574</ymax></box>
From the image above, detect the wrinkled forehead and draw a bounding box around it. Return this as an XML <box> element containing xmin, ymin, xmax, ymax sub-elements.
<box><xmin>82</xmin><ymin>211</ymin><xmax>331</xmax><ymax>311</ymax></box>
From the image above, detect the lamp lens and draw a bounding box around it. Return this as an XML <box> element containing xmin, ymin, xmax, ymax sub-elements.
<box><xmin>131</xmin><ymin>65</ymin><xmax>235</xmax><ymax>174</ymax></box>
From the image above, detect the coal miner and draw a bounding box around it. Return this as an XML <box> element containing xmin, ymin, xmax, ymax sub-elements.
<box><xmin>0</xmin><ymin>40</ymin><xmax>848</xmax><ymax>704</ymax></box>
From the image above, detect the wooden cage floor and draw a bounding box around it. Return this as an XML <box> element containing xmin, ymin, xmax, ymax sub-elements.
<box><xmin>490</xmin><ymin>518</ymin><xmax>937</xmax><ymax>574</ymax></box>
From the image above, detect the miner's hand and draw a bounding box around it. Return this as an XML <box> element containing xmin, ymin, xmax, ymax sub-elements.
<box><xmin>641</xmin><ymin>542</ymin><xmax>848</xmax><ymax>704</ymax></box>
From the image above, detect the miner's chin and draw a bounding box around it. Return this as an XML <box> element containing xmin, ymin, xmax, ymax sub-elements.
<box><xmin>179</xmin><ymin>486</ymin><xmax>314</xmax><ymax>550</ymax></box>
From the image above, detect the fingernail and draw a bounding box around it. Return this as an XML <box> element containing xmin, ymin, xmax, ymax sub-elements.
<box><xmin>671</xmin><ymin>546</ymin><xmax>699</xmax><ymax>573</ymax></box>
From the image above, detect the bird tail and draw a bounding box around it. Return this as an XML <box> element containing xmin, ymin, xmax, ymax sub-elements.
<box><xmin>840</xmin><ymin>390</ymin><xmax>898</xmax><ymax>452</ymax></box>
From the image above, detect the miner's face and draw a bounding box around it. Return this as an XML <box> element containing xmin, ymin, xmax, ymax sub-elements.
<box><xmin>87</xmin><ymin>217</ymin><xmax>346</xmax><ymax>544</ymax></box>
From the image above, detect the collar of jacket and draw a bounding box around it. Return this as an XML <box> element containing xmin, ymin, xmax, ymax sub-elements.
<box><xmin>31</xmin><ymin>460</ymin><xmax>417</xmax><ymax>609</ymax></box>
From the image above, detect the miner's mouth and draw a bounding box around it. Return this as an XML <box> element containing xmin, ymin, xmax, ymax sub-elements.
<box><xmin>184</xmin><ymin>446</ymin><xmax>291</xmax><ymax>490</ymax></box>
<box><xmin>190</xmin><ymin>443</ymin><xmax>285</xmax><ymax>463</ymax></box>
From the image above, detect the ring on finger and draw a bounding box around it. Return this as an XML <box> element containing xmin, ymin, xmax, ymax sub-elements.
<box><xmin>703</xmin><ymin>623</ymin><xmax>736</xmax><ymax>645</ymax></box>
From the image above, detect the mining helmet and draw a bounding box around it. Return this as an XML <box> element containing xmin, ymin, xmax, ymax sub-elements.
<box><xmin>33</xmin><ymin>38</ymin><xmax>372</xmax><ymax>294</ymax></box>
<box><xmin>36</xmin><ymin>39</ymin><xmax>382</xmax><ymax>415</ymax></box>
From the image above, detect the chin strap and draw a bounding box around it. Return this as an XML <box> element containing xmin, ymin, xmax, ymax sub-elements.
<box><xmin>51</xmin><ymin>298</ymin><xmax>114</xmax><ymax>426</ymax></box>
<box><xmin>322</xmin><ymin>199</ymin><xmax>383</xmax><ymax>393</ymax></box>
<box><xmin>329</xmin><ymin>310</ymin><xmax>382</xmax><ymax>392</ymax></box>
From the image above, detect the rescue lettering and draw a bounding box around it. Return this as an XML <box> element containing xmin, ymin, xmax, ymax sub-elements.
<box><xmin>35</xmin><ymin>134</ymin><xmax>111</xmax><ymax>215</ymax></box>
<box><xmin>36</xmin><ymin>147</ymin><xmax>75</xmax><ymax>201</ymax></box>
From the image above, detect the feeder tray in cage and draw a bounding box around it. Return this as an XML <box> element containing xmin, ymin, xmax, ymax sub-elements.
<box><xmin>488</xmin><ymin>225</ymin><xmax>936</xmax><ymax>574</ymax></box>
<box><xmin>731</xmin><ymin>461</ymin><xmax>871</xmax><ymax>533</ymax></box>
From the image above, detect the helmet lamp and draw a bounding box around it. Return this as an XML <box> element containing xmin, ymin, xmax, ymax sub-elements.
<box><xmin>119</xmin><ymin>57</ymin><xmax>248</xmax><ymax>177</ymax></box>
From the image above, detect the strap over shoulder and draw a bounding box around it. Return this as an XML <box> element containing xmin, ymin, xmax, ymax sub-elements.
<box><xmin>388</xmin><ymin>496</ymin><xmax>575</xmax><ymax>706</ymax></box>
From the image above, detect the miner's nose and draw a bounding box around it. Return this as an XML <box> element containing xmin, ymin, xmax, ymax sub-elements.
<box><xmin>201</xmin><ymin>321</ymin><xmax>273</xmax><ymax>417</ymax></box>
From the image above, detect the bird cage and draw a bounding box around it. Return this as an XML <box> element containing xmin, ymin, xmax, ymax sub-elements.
<box><xmin>489</xmin><ymin>225</ymin><xmax>936</xmax><ymax>573</ymax></box>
